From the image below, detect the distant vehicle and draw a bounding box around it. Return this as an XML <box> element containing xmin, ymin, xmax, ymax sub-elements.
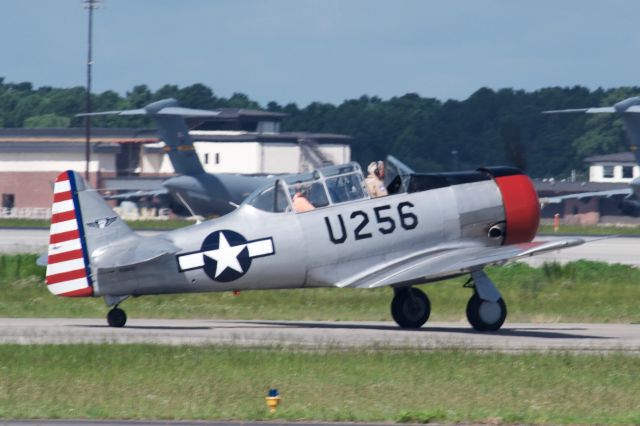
<box><xmin>81</xmin><ymin>99</ymin><xmax>274</xmax><ymax>217</ymax></box>
<box><xmin>44</xmin><ymin>162</ymin><xmax>582</xmax><ymax>330</ymax></box>
<box><xmin>543</xmin><ymin>97</ymin><xmax>640</xmax><ymax>216</ymax></box>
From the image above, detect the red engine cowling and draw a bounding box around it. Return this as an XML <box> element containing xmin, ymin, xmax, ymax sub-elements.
<box><xmin>481</xmin><ymin>167</ymin><xmax>540</xmax><ymax>244</ymax></box>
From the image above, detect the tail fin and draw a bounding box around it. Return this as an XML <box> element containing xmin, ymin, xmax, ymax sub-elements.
<box><xmin>45</xmin><ymin>171</ymin><xmax>134</xmax><ymax>297</ymax></box>
<box><xmin>78</xmin><ymin>98</ymin><xmax>221</xmax><ymax>176</ymax></box>
<box><xmin>544</xmin><ymin>96</ymin><xmax>640</xmax><ymax>165</ymax></box>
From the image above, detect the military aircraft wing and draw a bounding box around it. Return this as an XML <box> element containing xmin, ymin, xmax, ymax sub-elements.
<box><xmin>338</xmin><ymin>238</ymin><xmax>584</xmax><ymax>289</ymax></box>
<box><xmin>542</xmin><ymin>107</ymin><xmax>616</xmax><ymax>114</ymax></box>
<box><xmin>103</xmin><ymin>188</ymin><xmax>169</xmax><ymax>201</ymax></box>
<box><xmin>540</xmin><ymin>187</ymin><xmax>633</xmax><ymax>204</ymax></box>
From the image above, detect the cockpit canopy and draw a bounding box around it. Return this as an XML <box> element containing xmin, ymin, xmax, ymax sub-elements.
<box><xmin>245</xmin><ymin>162</ymin><xmax>367</xmax><ymax>213</ymax></box>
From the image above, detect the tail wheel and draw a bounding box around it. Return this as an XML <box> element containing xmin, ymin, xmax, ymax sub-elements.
<box><xmin>107</xmin><ymin>307</ymin><xmax>127</xmax><ymax>328</ymax></box>
<box><xmin>391</xmin><ymin>287</ymin><xmax>431</xmax><ymax>328</ymax></box>
<box><xmin>466</xmin><ymin>293</ymin><xmax>507</xmax><ymax>332</ymax></box>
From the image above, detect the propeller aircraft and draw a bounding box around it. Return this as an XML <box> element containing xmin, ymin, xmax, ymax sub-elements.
<box><xmin>44</xmin><ymin>161</ymin><xmax>583</xmax><ymax>331</ymax></box>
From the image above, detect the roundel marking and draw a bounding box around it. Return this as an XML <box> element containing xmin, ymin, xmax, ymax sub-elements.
<box><xmin>177</xmin><ymin>229</ymin><xmax>275</xmax><ymax>283</ymax></box>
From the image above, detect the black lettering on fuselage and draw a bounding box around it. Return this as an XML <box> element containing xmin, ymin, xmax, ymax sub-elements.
<box><xmin>325</xmin><ymin>202</ymin><xmax>418</xmax><ymax>244</ymax></box>
<box><xmin>350</xmin><ymin>210</ymin><xmax>373</xmax><ymax>240</ymax></box>
<box><xmin>324</xmin><ymin>215</ymin><xmax>347</xmax><ymax>244</ymax></box>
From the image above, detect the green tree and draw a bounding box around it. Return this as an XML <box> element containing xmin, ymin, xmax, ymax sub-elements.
<box><xmin>24</xmin><ymin>113</ymin><xmax>70</xmax><ymax>128</ymax></box>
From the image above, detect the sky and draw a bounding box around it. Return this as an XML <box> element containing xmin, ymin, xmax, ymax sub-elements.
<box><xmin>3</xmin><ymin>0</ymin><xmax>640</xmax><ymax>107</ymax></box>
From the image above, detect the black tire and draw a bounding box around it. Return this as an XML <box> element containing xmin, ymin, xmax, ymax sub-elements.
<box><xmin>466</xmin><ymin>293</ymin><xmax>506</xmax><ymax>332</ymax></box>
<box><xmin>107</xmin><ymin>307</ymin><xmax>127</xmax><ymax>328</ymax></box>
<box><xmin>391</xmin><ymin>287</ymin><xmax>431</xmax><ymax>328</ymax></box>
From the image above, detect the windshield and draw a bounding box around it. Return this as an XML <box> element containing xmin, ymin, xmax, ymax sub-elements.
<box><xmin>246</xmin><ymin>180</ymin><xmax>290</xmax><ymax>213</ymax></box>
<box><xmin>244</xmin><ymin>162</ymin><xmax>368</xmax><ymax>213</ymax></box>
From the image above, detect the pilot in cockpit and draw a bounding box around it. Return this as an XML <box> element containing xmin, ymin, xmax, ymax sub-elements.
<box><xmin>292</xmin><ymin>182</ymin><xmax>316</xmax><ymax>213</ymax></box>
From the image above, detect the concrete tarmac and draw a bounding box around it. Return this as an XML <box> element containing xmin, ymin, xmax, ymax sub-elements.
<box><xmin>1</xmin><ymin>229</ymin><xmax>637</xmax><ymax>267</ymax></box>
<box><xmin>2</xmin><ymin>318</ymin><xmax>640</xmax><ymax>354</ymax></box>
<box><xmin>2</xmin><ymin>421</ymin><xmax>425</xmax><ymax>426</ymax></box>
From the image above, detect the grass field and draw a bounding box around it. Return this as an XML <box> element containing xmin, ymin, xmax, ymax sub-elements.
<box><xmin>1</xmin><ymin>344</ymin><xmax>639</xmax><ymax>424</ymax></box>
<box><xmin>2</xmin><ymin>254</ymin><xmax>640</xmax><ymax>323</ymax></box>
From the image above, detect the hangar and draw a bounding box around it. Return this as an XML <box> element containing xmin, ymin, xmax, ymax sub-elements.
<box><xmin>537</xmin><ymin>151</ymin><xmax>639</xmax><ymax>224</ymax></box>
<box><xmin>0</xmin><ymin>108</ymin><xmax>351</xmax><ymax>215</ymax></box>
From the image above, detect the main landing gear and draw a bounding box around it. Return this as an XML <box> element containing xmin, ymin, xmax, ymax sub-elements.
<box><xmin>390</xmin><ymin>269</ymin><xmax>507</xmax><ymax>332</ymax></box>
<box><xmin>105</xmin><ymin>295</ymin><xmax>129</xmax><ymax>328</ymax></box>
<box><xmin>391</xmin><ymin>287</ymin><xmax>431</xmax><ymax>328</ymax></box>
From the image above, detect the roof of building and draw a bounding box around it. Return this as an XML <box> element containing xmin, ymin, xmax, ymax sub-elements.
<box><xmin>584</xmin><ymin>152</ymin><xmax>636</xmax><ymax>163</ymax></box>
<box><xmin>190</xmin><ymin>131</ymin><xmax>351</xmax><ymax>144</ymax></box>
<box><xmin>204</xmin><ymin>108</ymin><xmax>288</xmax><ymax>121</ymax></box>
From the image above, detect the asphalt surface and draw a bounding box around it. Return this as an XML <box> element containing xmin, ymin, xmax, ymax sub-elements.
<box><xmin>0</xmin><ymin>228</ymin><xmax>159</xmax><ymax>254</ymax></box>
<box><xmin>2</xmin><ymin>317</ymin><xmax>640</xmax><ymax>353</ymax></box>
<box><xmin>2</xmin><ymin>228</ymin><xmax>638</xmax><ymax>267</ymax></box>
<box><xmin>1</xmin><ymin>422</ymin><xmax>429</xmax><ymax>426</ymax></box>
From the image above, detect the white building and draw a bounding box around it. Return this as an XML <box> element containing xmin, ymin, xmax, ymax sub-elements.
<box><xmin>0</xmin><ymin>108</ymin><xmax>352</xmax><ymax>210</ymax></box>
<box><xmin>586</xmin><ymin>152</ymin><xmax>640</xmax><ymax>183</ymax></box>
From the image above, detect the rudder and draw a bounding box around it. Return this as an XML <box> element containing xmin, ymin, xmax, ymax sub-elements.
<box><xmin>45</xmin><ymin>171</ymin><xmax>134</xmax><ymax>297</ymax></box>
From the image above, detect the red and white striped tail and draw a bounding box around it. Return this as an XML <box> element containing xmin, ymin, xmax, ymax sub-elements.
<box><xmin>45</xmin><ymin>171</ymin><xmax>93</xmax><ymax>297</ymax></box>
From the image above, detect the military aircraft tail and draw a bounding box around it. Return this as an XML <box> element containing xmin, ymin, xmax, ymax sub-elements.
<box><xmin>544</xmin><ymin>96</ymin><xmax>640</xmax><ymax>165</ymax></box>
<box><xmin>45</xmin><ymin>171</ymin><xmax>135</xmax><ymax>297</ymax></box>
<box><xmin>78</xmin><ymin>98</ymin><xmax>221</xmax><ymax>176</ymax></box>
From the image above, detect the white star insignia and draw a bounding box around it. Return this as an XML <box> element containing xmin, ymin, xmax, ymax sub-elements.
<box><xmin>202</xmin><ymin>233</ymin><xmax>246</xmax><ymax>278</ymax></box>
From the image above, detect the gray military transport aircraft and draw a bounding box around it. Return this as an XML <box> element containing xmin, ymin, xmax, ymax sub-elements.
<box><xmin>44</xmin><ymin>162</ymin><xmax>583</xmax><ymax>331</ymax></box>
<box><xmin>543</xmin><ymin>97</ymin><xmax>640</xmax><ymax>216</ymax></box>
<box><xmin>81</xmin><ymin>99</ymin><xmax>273</xmax><ymax>217</ymax></box>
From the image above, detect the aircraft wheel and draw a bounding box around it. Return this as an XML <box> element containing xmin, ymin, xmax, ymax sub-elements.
<box><xmin>107</xmin><ymin>307</ymin><xmax>127</xmax><ymax>328</ymax></box>
<box><xmin>391</xmin><ymin>287</ymin><xmax>431</xmax><ymax>328</ymax></box>
<box><xmin>466</xmin><ymin>293</ymin><xmax>506</xmax><ymax>332</ymax></box>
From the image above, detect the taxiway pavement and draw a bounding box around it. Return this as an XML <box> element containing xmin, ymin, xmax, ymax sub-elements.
<box><xmin>2</xmin><ymin>318</ymin><xmax>640</xmax><ymax>353</ymax></box>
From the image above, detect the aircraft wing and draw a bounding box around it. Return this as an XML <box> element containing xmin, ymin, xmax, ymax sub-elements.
<box><xmin>104</xmin><ymin>188</ymin><xmax>169</xmax><ymax>201</ymax></box>
<box><xmin>337</xmin><ymin>238</ymin><xmax>584</xmax><ymax>289</ymax></box>
<box><xmin>540</xmin><ymin>187</ymin><xmax>633</xmax><ymax>204</ymax></box>
<box><xmin>542</xmin><ymin>107</ymin><xmax>616</xmax><ymax>114</ymax></box>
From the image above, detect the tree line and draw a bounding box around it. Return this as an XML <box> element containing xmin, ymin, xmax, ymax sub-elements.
<box><xmin>0</xmin><ymin>77</ymin><xmax>636</xmax><ymax>178</ymax></box>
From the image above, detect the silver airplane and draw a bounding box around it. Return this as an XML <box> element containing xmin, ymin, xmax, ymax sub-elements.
<box><xmin>81</xmin><ymin>99</ymin><xmax>274</xmax><ymax>217</ymax></box>
<box><xmin>44</xmin><ymin>163</ymin><xmax>583</xmax><ymax>331</ymax></box>
<box><xmin>543</xmin><ymin>97</ymin><xmax>640</xmax><ymax>216</ymax></box>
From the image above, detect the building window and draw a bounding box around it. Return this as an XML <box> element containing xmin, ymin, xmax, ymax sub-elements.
<box><xmin>204</xmin><ymin>153</ymin><xmax>209</xmax><ymax>164</ymax></box>
<box><xmin>622</xmin><ymin>166</ymin><xmax>634</xmax><ymax>179</ymax></box>
<box><xmin>257</xmin><ymin>121</ymin><xmax>279</xmax><ymax>134</ymax></box>
<box><xmin>2</xmin><ymin>194</ymin><xmax>15</xmax><ymax>209</ymax></box>
<box><xmin>602</xmin><ymin>165</ymin><xmax>614</xmax><ymax>178</ymax></box>
<box><xmin>215</xmin><ymin>153</ymin><xmax>220</xmax><ymax>164</ymax></box>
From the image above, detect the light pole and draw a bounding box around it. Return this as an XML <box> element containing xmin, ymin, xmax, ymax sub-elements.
<box><xmin>83</xmin><ymin>0</ymin><xmax>101</xmax><ymax>181</ymax></box>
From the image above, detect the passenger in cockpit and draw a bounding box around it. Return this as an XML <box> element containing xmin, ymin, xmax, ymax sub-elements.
<box><xmin>365</xmin><ymin>161</ymin><xmax>388</xmax><ymax>198</ymax></box>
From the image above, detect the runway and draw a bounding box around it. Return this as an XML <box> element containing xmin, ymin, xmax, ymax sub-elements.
<box><xmin>2</xmin><ymin>318</ymin><xmax>640</xmax><ymax>353</ymax></box>
<box><xmin>1</xmin><ymin>228</ymin><xmax>638</xmax><ymax>267</ymax></box>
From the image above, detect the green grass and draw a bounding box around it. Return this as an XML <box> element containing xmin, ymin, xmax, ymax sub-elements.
<box><xmin>538</xmin><ymin>223</ymin><xmax>640</xmax><ymax>235</ymax></box>
<box><xmin>0</xmin><ymin>218</ymin><xmax>195</xmax><ymax>230</ymax></box>
<box><xmin>1</xmin><ymin>345</ymin><xmax>640</xmax><ymax>424</ymax></box>
<box><xmin>2</xmin><ymin>254</ymin><xmax>640</xmax><ymax>323</ymax></box>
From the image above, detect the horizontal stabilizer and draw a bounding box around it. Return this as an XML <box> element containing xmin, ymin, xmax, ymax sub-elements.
<box><xmin>543</xmin><ymin>96</ymin><xmax>640</xmax><ymax>165</ymax></box>
<box><xmin>542</xmin><ymin>107</ymin><xmax>616</xmax><ymax>114</ymax></box>
<box><xmin>76</xmin><ymin>99</ymin><xmax>220</xmax><ymax>118</ymax></box>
